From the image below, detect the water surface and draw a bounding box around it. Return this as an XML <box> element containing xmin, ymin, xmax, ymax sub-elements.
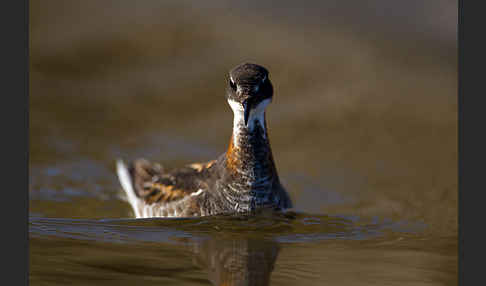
<box><xmin>30</xmin><ymin>1</ymin><xmax>457</xmax><ymax>285</ymax></box>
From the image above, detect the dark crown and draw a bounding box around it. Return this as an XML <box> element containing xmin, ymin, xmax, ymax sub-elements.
<box><xmin>226</xmin><ymin>63</ymin><xmax>273</xmax><ymax>104</ymax></box>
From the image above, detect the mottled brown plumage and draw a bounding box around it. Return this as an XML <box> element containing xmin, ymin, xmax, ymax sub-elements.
<box><xmin>131</xmin><ymin>158</ymin><xmax>216</xmax><ymax>205</ymax></box>
<box><xmin>116</xmin><ymin>63</ymin><xmax>292</xmax><ymax>218</ymax></box>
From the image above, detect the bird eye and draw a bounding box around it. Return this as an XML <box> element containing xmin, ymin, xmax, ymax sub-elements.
<box><xmin>229</xmin><ymin>78</ymin><xmax>237</xmax><ymax>91</ymax></box>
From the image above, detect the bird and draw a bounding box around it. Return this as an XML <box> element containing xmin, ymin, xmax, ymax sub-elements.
<box><xmin>116</xmin><ymin>62</ymin><xmax>292</xmax><ymax>218</ymax></box>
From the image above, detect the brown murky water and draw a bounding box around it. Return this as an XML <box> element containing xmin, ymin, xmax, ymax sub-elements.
<box><xmin>29</xmin><ymin>1</ymin><xmax>457</xmax><ymax>285</ymax></box>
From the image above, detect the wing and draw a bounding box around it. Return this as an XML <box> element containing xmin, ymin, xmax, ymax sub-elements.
<box><xmin>129</xmin><ymin>158</ymin><xmax>217</xmax><ymax>205</ymax></box>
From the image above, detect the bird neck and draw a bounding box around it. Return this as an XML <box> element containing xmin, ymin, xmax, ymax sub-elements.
<box><xmin>225</xmin><ymin>114</ymin><xmax>276</xmax><ymax>185</ymax></box>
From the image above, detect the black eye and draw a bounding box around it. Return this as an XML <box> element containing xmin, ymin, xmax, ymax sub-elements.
<box><xmin>229</xmin><ymin>79</ymin><xmax>237</xmax><ymax>91</ymax></box>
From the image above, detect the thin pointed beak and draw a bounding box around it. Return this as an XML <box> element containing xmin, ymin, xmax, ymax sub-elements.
<box><xmin>242</xmin><ymin>100</ymin><xmax>251</xmax><ymax>126</ymax></box>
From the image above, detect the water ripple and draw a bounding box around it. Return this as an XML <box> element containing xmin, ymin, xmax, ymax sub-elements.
<box><xmin>29</xmin><ymin>211</ymin><xmax>423</xmax><ymax>245</ymax></box>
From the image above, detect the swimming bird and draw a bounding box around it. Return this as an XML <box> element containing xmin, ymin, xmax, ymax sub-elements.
<box><xmin>116</xmin><ymin>63</ymin><xmax>292</xmax><ymax>218</ymax></box>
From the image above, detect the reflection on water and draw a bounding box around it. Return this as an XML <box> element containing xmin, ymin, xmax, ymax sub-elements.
<box><xmin>29</xmin><ymin>215</ymin><xmax>288</xmax><ymax>285</ymax></box>
<box><xmin>29</xmin><ymin>213</ymin><xmax>449</xmax><ymax>286</ymax></box>
<box><xmin>192</xmin><ymin>238</ymin><xmax>279</xmax><ymax>286</ymax></box>
<box><xmin>30</xmin><ymin>0</ymin><xmax>457</xmax><ymax>284</ymax></box>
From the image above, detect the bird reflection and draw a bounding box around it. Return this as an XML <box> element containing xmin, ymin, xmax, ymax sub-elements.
<box><xmin>190</xmin><ymin>236</ymin><xmax>280</xmax><ymax>286</ymax></box>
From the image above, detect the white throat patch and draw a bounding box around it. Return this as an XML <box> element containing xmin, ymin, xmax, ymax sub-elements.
<box><xmin>228</xmin><ymin>98</ymin><xmax>271</xmax><ymax>146</ymax></box>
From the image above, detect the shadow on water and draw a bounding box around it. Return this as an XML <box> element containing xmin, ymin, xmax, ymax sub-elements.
<box><xmin>29</xmin><ymin>212</ymin><xmax>429</xmax><ymax>286</ymax></box>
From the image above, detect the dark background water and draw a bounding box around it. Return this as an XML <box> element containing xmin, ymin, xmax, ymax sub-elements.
<box><xmin>29</xmin><ymin>0</ymin><xmax>457</xmax><ymax>285</ymax></box>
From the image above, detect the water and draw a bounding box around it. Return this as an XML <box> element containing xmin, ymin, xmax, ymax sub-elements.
<box><xmin>30</xmin><ymin>214</ymin><xmax>454</xmax><ymax>286</ymax></box>
<box><xmin>30</xmin><ymin>1</ymin><xmax>457</xmax><ymax>285</ymax></box>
